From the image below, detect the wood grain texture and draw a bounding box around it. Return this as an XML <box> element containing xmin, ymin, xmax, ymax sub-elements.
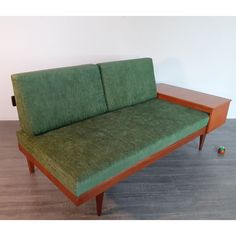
<box><xmin>207</xmin><ymin>102</ymin><xmax>231</xmax><ymax>132</ymax></box>
<box><xmin>157</xmin><ymin>83</ymin><xmax>231</xmax><ymax>108</ymax></box>
<box><xmin>157</xmin><ymin>83</ymin><xmax>231</xmax><ymax>133</ymax></box>
<box><xmin>0</xmin><ymin>120</ymin><xmax>236</xmax><ymax>219</ymax></box>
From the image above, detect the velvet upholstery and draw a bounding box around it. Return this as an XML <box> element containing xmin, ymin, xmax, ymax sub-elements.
<box><xmin>11</xmin><ymin>65</ymin><xmax>107</xmax><ymax>135</ymax></box>
<box><xmin>17</xmin><ymin>99</ymin><xmax>209</xmax><ymax>196</ymax></box>
<box><xmin>98</xmin><ymin>58</ymin><xmax>157</xmax><ymax>111</ymax></box>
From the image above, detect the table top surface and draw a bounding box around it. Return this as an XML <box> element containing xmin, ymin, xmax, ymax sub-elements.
<box><xmin>157</xmin><ymin>83</ymin><xmax>231</xmax><ymax>109</ymax></box>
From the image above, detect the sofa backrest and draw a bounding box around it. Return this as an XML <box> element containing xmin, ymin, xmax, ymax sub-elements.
<box><xmin>98</xmin><ymin>58</ymin><xmax>157</xmax><ymax>111</ymax></box>
<box><xmin>11</xmin><ymin>64</ymin><xmax>107</xmax><ymax>135</ymax></box>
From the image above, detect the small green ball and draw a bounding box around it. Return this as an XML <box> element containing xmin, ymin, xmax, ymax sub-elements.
<box><xmin>219</xmin><ymin>146</ymin><xmax>225</xmax><ymax>151</ymax></box>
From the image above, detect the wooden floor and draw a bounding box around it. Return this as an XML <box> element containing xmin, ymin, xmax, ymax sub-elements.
<box><xmin>0</xmin><ymin>120</ymin><xmax>236</xmax><ymax>220</ymax></box>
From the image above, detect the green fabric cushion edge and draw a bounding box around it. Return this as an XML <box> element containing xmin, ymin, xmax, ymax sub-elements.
<box><xmin>98</xmin><ymin>58</ymin><xmax>157</xmax><ymax>111</ymax></box>
<box><xmin>11</xmin><ymin>64</ymin><xmax>108</xmax><ymax>135</ymax></box>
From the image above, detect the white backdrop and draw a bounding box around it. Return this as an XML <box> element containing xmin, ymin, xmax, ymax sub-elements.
<box><xmin>0</xmin><ymin>16</ymin><xmax>235</xmax><ymax>119</ymax></box>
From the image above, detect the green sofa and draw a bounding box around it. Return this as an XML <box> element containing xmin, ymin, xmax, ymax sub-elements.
<box><xmin>12</xmin><ymin>58</ymin><xmax>221</xmax><ymax>216</ymax></box>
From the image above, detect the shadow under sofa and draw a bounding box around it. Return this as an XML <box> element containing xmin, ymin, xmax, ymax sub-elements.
<box><xmin>11</xmin><ymin>58</ymin><xmax>231</xmax><ymax>216</ymax></box>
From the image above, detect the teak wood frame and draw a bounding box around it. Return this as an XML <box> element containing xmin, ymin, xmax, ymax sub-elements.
<box><xmin>157</xmin><ymin>83</ymin><xmax>231</xmax><ymax>133</ymax></box>
<box><xmin>19</xmin><ymin>126</ymin><xmax>207</xmax><ymax>216</ymax></box>
<box><xmin>17</xmin><ymin>84</ymin><xmax>231</xmax><ymax>216</ymax></box>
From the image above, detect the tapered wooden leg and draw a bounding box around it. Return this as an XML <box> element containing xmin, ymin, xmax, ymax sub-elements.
<box><xmin>96</xmin><ymin>192</ymin><xmax>104</xmax><ymax>216</ymax></box>
<box><xmin>199</xmin><ymin>134</ymin><xmax>206</xmax><ymax>151</ymax></box>
<box><xmin>26</xmin><ymin>158</ymin><xmax>35</xmax><ymax>174</ymax></box>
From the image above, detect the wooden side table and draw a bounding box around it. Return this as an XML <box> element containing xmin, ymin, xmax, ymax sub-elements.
<box><xmin>157</xmin><ymin>83</ymin><xmax>231</xmax><ymax>149</ymax></box>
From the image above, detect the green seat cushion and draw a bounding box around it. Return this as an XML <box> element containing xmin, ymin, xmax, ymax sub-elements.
<box><xmin>11</xmin><ymin>64</ymin><xmax>107</xmax><ymax>135</ymax></box>
<box><xmin>17</xmin><ymin>99</ymin><xmax>209</xmax><ymax>196</ymax></box>
<box><xmin>98</xmin><ymin>58</ymin><xmax>157</xmax><ymax>111</ymax></box>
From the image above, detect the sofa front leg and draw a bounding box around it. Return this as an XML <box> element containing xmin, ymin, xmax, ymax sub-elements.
<box><xmin>96</xmin><ymin>192</ymin><xmax>104</xmax><ymax>216</ymax></box>
<box><xmin>26</xmin><ymin>158</ymin><xmax>35</xmax><ymax>174</ymax></box>
<box><xmin>199</xmin><ymin>134</ymin><xmax>206</xmax><ymax>151</ymax></box>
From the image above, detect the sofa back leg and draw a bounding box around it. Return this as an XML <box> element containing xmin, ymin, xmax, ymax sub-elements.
<box><xmin>26</xmin><ymin>158</ymin><xmax>35</xmax><ymax>174</ymax></box>
<box><xmin>96</xmin><ymin>192</ymin><xmax>104</xmax><ymax>216</ymax></box>
<box><xmin>199</xmin><ymin>134</ymin><xmax>207</xmax><ymax>151</ymax></box>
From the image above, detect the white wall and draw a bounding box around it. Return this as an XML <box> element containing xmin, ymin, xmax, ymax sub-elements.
<box><xmin>0</xmin><ymin>16</ymin><xmax>235</xmax><ymax>119</ymax></box>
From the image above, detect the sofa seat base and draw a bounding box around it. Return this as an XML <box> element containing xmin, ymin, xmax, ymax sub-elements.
<box><xmin>18</xmin><ymin>127</ymin><xmax>207</xmax><ymax>209</ymax></box>
<box><xmin>17</xmin><ymin>99</ymin><xmax>209</xmax><ymax>197</ymax></box>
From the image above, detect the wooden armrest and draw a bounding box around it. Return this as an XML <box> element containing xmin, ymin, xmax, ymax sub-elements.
<box><xmin>157</xmin><ymin>83</ymin><xmax>231</xmax><ymax>133</ymax></box>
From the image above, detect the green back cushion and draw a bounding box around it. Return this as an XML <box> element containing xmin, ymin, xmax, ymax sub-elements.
<box><xmin>98</xmin><ymin>58</ymin><xmax>157</xmax><ymax>111</ymax></box>
<box><xmin>11</xmin><ymin>64</ymin><xmax>107</xmax><ymax>135</ymax></box>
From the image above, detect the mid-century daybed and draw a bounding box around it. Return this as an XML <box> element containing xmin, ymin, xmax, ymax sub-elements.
<box><xmin>11</xmin><ymin>58</ymin><xmax>231</xmax><ymax>216</ymax></box>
